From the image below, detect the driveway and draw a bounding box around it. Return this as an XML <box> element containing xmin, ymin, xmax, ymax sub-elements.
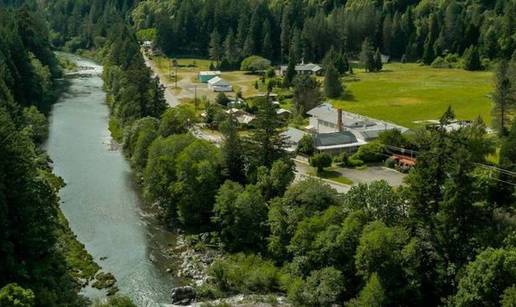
<box><xmin>334</xmin><ymin>166</ymin><xmax>406</xmax><ymax>187</ymax></box>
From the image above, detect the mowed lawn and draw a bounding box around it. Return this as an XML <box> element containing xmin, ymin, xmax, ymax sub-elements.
<box><xmin>332</xmin><ymin>63</ymin><xmax>494</xmax><ymax>128</ymax></box>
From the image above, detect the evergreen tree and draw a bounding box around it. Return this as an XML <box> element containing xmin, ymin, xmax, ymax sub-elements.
<box><xmin>280</xmin><ymin>9</ymin><xmax>291</xmax><ymax>63</ymax></box>
<box><xmin>492</xmin><ymin>60</ymin><xmax>514</xmax><ymax>136</ymax></box>
<box><xmin>382</xmin><ymin>13</ymin><xmax>393</xmax><ymax>55</ymax></box>
<box><xmin>209</xmin><ymin>29</ymin><xmax>223</xmax><ymax>64</ymax></box>
<box><xmin>360</xmin><ymin>38</ymin><xmax>375</xmax><ymax>72</ymax></box>
<box><xmin>463</xmin><ymin>46</ymin><xmax>482</xmax><ymax>71</ymax></box>
<box><xmin>220</xmin><ymin>115</ymin><xmax>246</xmax><ymax>184</ymax></box>
<box><xmin>293</xmin><ymin>74</ymin><xmax>321</xmax><ymax>114</ymax></box>
<box><xmin>247</xmin><ymin>94</ymin><xmax>288</xmax><ymax>170</ymax></box>
<box><xmin>374</xmin><ymin>48</ymin><xmax>383</xmax><ymax>72</ymax></box>
<box><xmin>262</xmin><ymin>21</ymin><xmax>273</xmax><ymax>60</ymax></box>
<box><xmin>224</xmin><ymin>28</ymin><xmax>240</xmax><ymax>67</ymax></box>
<box><xmin>324</xmin><ymin>64</ymin><xmax>343</xmax><ymax>98</ymax></box>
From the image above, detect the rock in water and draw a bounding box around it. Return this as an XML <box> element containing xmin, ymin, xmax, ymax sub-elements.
<box><xmin>171</xmin><ymin>286</ymin><xmax>196</xmax><ymax>305</ymax></box>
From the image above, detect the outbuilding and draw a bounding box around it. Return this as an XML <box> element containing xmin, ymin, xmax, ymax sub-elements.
<box><xmin>208</xmin><ymin>77</ymin><xmax>232</xmax><ymax>92</ymax></box>
<box><xmin>199</xmin><ymin>71</ymin><xmax>221</xmax><ymax>83</ymax></box>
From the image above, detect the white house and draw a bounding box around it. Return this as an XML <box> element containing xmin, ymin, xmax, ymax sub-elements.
<box><xmin>303</xmin><ymin>103</ymin><xmax>409</xmax><ymax>154</ymax></box>
<box><xmin>280</xmin><ymin>63</ymin><xmax>323</xmax><ymax>76</ymax></box>
<box><xmin>208</xmin><ymin>77</ymin><xmax>232</xmax><ymax>92</ymax></box>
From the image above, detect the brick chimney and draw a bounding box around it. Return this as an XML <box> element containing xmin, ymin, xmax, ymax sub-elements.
<box><xmin>337</xmin><ymin>108</ymin><xmax>343</xmax><ymax>132</ymax></box>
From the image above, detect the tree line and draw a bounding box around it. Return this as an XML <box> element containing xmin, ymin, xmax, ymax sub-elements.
<box><xmin>130</xmin><ymin>0</ymin><xmax>515</xmax><ymax>66</ymax></box>
<box><xmin>0</xmin><ymin>6</ymin><xmax>89</xmax><ymax>306</ymax></box>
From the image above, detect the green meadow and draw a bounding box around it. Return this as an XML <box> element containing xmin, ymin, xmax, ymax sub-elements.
<box><xmin>332</xmin><ymin>63</ymin><xmax>494</xmax><ymax>129</ymax></box>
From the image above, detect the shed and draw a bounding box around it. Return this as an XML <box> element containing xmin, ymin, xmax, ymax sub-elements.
<box><xmin>208</xmin><ymin>77</ymin><xmax>232</xmax><ymax>92</ymax></box>
<box><xmin>199</xmin><ymin>71</ymin><xmax>221</xmax><ymax>83</ymax></box>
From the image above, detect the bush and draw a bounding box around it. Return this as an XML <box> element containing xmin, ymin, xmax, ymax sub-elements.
<box><xmin>297</xmin><ymin>135</ymin><xmax>315</xmax><ymax>156</ymax></box>
<box><xmin>284</xmin><ymin>267</ymin><xmax>345</xmax><ymax>307</ymax></box>
<box><xmin>215</xmin><ymin>92</ymin><xmax>230</xmax><ymax>106</ymax></box>
<box><xmin>347</xmin><ymin>157</ymin><xmax>364</xmax><ymax>167</ymax></box>
<box><xmin>384</xmin><ymin>157</ymin><xmax>396</xmax><ymax>168</ymax></box>
<box><xmin>333</xmin><ymin>152</ymin><xmax>349</xmax><ymax>166</ymax></box>
<box><xmin>431</xmin><ymin>57</ymin><xmax>452</xmax><ymax>69</ymax></box>
<box><xmin>310</xmin><ymin>153</ymin><xmax>333</xmax><ymax>174</ymax></box>
<box><xmin>351</xmin><ymin>142</ymin><xmax>385</xmax><ymax>164</ymax></box>
<box><xmin>207</xmin><ymin>254</ymin><xmax>284</xmax><ymax>294</ymax></box>
<box><xmin>240</xmin><ymin>56</ymin><xmax>271</xmax><ymax>72</ymax></box>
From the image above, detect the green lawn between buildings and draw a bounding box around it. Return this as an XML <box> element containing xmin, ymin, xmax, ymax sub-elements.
<box><xmin>332</xmin><ymin>63</ymin><xmax>494</xmax><ymax>129</ymax></box>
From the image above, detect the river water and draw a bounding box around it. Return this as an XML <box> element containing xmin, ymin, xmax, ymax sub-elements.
<box><xmin>45</xmin><ymin>55</ymin><xmax>176</xmax><ymax>306</ymax></box>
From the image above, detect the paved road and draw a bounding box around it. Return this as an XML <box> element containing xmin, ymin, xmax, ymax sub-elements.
<box><xmin>335</xmin><ymin>166</ymin><xmax>406</xmax><ymax>187</ymax></box>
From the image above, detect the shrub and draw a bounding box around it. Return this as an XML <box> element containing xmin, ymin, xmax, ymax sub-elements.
<box><xmin>310</xmin><ymin>153</ymin><xmax>333</xmax><ymax>174</ymax></box>
<box><xmin>215</xmin><ymin>92</ymin><xmax>230</xmax><ymax>106</ymax></box>
<box><xmin>351</xmin><ymin>142</ymin><xmax>385</xmax><ymax>164</ymax></box>
<box><xmin>334</xmin><ymin>152</ymin><xmax>349</xmax><ymax>166</ymax></box>
<box><xmin>284</xmin><ymin>267</ymin><xmax>345</xmax><ymax>307</ymax></box>
<box><xmin>431</xmin><ymin>57</ymin><xmax>452</xmax><ymax>69</ymax></box>
<box><xmin>207</xmin><ymin>254</ymin><xmax>284</xmax><ymax>294</ymax></box>
<box><xmin>347</xmin><ymin>157</ymin><xmax>365</xmax><ymax>167</ymax></box>
<box><xmin>240</xmin><ymin>56</ymin><xmax>271</xmax><ymax>72</ymax></box>
<box><xmin>297</xmin><ymin>134</ymin><xmax>315</xmax><ymax>156</ymax></box>
<box><xmin>384</xmin><ymin>157</ymin><xmax>396</xmax><ymax>168</ymax></box>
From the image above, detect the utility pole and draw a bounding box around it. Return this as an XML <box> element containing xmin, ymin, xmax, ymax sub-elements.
<box><xmin>194</xmin><ymin>85</ymin><xmax>198</xmax><ymax>110</ymax></box>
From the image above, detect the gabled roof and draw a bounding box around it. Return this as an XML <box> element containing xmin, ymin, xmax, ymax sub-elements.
<box><xmin>208</xmin><ymin>76</ymin><xmax>230</xmax><ymax>86</ymax></box>
<box><xmin>295</xmin><ymin>63</ymin><xmax>322</xmax><ymax>72</ymax></box>
<box><xmin>276</xmin><ymin>108</ymin><xmax>291</xmax><ymax>115</ymax></box>
<box><xmin>306</xmin><ymin>103</ymin><xmax>409</xmax><ymax>136</ymax></box>
<box><xmin>282</xmin><ymin>127</ymin><xmax>306</xmax><ymax>144</ymax></box>
<box><xmin>199</xmin><ymin>71</ymin><xmax>221</xmax><ymax>76</ymax></box>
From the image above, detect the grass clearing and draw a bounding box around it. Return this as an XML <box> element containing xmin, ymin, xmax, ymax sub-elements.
<box><xmin>332</xmin><ymin>63</ymin><xmax>493</xmax><ymax>128</ymax></box>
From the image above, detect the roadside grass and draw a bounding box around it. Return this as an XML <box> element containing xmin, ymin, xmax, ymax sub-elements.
<box><xmin>309</xmin><ymin>168</ymin><xmax>354</xmax><ymax>185</ymax></box>
<box><xmin>332</xmin><ymin>63</ymin><xmax>493</xmax><ymax>128</ymax></box>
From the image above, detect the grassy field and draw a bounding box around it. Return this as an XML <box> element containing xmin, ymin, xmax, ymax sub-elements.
<box><xmin>332</xmin><ymin>63</ymin><xmax>493</xmax><ymax>128</ymax></box>
<box><xmin>151</xmin><ymin>56</ymin><xmax>261</xmax><ymax>98</ymax></box>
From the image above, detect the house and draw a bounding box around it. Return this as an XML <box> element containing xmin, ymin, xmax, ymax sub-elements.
<box><xmin>199</xmin><ymin>71</ymin><xmax>221</xmax><ymax>83</ymax></box>
<box><xmin>276</xmin><ymin>108</ymin><xmax>291</xmax><ymax>119</ymax></box>
<box><xmin>208</xmin><ymin>77</ymin><xmax>232</xmax><ymax>92</ymax></box>
<box><xmin>226</xmin><ymin>108</ymin><xmax>256</xmax><ymax>126</ymax></box>
<box><xmin>282</xmin><ymin>128</ymin><xmax>307</xmax><ymax>152</ymax></box>
<box><xmin>306</xmin><ymin>103</ymin><xmax>408</xmax><ymax>137</ymax></box>
<box><xmin>304</xmin><ymin>103</ymin><xmax>408</xmax><ymax>154</ymax></box>
<box><xmin>315</xmin><ymin>131</ymin><xmax>366</xmax><ymax>154</ymax></box>
<box><xmin>280</xmin><ymin>63</ymin><xmax>323</xmax><ymax>76</ymax></box>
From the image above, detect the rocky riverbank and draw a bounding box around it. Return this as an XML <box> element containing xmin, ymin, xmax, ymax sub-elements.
<box><xmin>166</xmin><ymin>233</ymin><xmax>290</xmax><ymax>306</ymax></box>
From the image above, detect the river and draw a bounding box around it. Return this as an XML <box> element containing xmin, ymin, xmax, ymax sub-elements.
<box><xmin>45</xmin><ymin>55</ymin><xmax>176</xmax><ymax>306</ymax></box>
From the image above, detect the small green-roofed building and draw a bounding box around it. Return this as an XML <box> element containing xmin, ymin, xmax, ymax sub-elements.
<box><xmin>315</xmin><ymin>131</ymin><xmax>366</xmax><ymax>154</ymax></box>
<box><xmin>198</xmin><ymin>71</ymin><xmax>221</xmax><ymax>83</ymax></box>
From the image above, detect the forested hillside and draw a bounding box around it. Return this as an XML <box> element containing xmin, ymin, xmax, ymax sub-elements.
<box><xmin>129</xmin><ymin>0</ymin><xmax>516</xmax><ymax>64</ymax></box>
<box><xmin>0</xmin><ymin>7</ymin><xmax>87</xmax><ymax>306</ymax></box>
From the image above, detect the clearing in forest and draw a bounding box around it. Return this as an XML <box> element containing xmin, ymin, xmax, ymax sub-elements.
<box><xmin>332</xmin><ymin>63</ymin><xmax>493</xmax><ymax>129</ymax></box>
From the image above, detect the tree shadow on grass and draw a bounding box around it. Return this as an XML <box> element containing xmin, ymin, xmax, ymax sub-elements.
<box><xmin>317</xmin><ymin>170</ymin><xmax>353</xmax><ymax>185</ymax></box>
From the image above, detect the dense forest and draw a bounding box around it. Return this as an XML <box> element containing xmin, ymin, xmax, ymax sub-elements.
<box><xmin>0</xmin><ymin>6</ymin><xmax>88</xmax><ymax>306</ymax></box>
<box><xmin>127</xmin><ymin>0</ymin><xmax>515</xmax><ymax>65</ymax></box>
